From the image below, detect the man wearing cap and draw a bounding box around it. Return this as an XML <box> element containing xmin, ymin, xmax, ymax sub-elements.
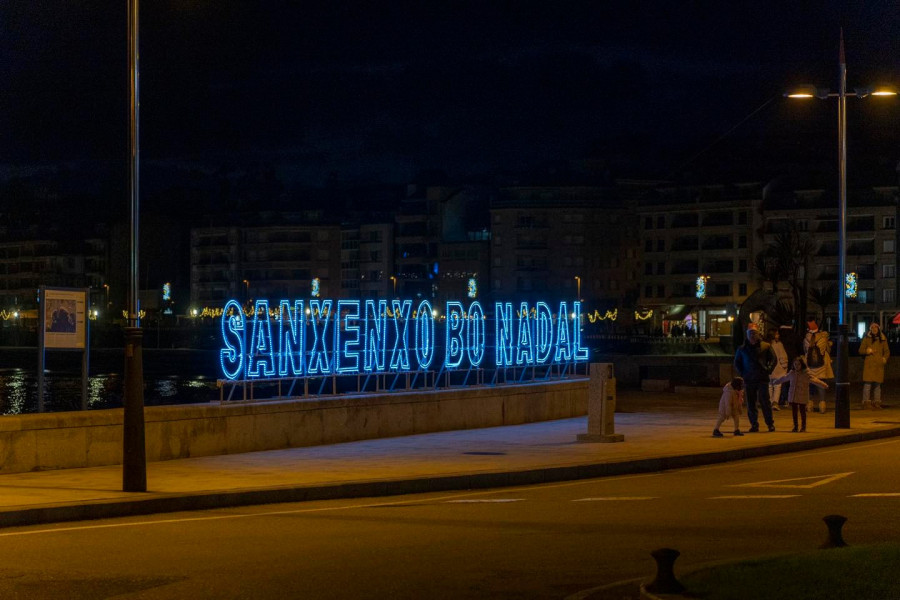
<box><xmin>733</xmin><ymin>326</ymin><xmax>777</xmax><ymax>432</ymax></box>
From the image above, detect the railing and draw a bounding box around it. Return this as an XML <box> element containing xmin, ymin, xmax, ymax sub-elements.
<box><xmin>216</xmin><ymin>361</ymin><xmax>589</xmax><ymax>404</ymax></box>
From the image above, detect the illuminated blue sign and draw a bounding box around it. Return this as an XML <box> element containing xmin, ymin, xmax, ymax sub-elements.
<box><xmin>219</xmin><ymin>298</ymin><xmax>588</xmax><ymax>380</ymax></box>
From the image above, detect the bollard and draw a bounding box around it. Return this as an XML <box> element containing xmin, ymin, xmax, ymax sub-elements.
<box><xmin>644</xmin><ymin>548</ymin><xmax>685</xmax><ymax>595</ymax></box>
<box><xmin>821</xmin><ymin>515</ymin><xmax>848</xmax><ymax>549</ymax></box>
<box><xmin>577</xmin><ymin>363</ymin><xmax>625</xmax><ymax>443</ymax></box>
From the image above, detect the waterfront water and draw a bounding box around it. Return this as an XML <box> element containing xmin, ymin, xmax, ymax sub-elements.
<box><xmin>0</xmin><ymin>369</ymin><xmax>220</xmax><ymax>415</ymax></box>
<box><xmin>0</xmin><ymin>347</ymin><xmax>221</xmax><ymax>415</ymax></box>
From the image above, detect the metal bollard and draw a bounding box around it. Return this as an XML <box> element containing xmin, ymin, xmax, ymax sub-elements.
<box><xmin>644</xmin><ymin>548</ymin><xmax>685</xmax><ymax>595</ymax></box>
<box><xmin>821</xmin><ymin>515</ymin><xmax>848</xmax><ymax>549</ymax></box>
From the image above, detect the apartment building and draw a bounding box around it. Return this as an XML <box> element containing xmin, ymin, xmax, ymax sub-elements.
<box><xmin>490</xmin><ymin>186</ymin><xmax>641</xmax><ymax>318</ymax></box>
<box><xmin>763</xmin><ymin>185</ymin><xmax>900</xmax><ymax>334</ymax></box>
<box><xmin>190</xmin><ymin>222</ymin><xmax>341</xmax><ymax>309</ymax></box>
<box><xmin>636</xmin><ymin>183</ymin><xmax>764</xmax><ymax>337</ymax></box>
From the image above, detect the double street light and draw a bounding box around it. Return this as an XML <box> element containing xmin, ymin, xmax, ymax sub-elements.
<box><xmin>785</xmin><ymin>34</ymin><xmax>897</xmax><ymax>429</ymax></box>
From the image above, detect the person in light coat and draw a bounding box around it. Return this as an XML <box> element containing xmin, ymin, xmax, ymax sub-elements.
<box><xmin>768</xmin><ymin>329</ymin><xmax>789</xmax><ymax>412</ymax></box>
<box><xmin>713</xmin><ymin>378</ymin><xmax>745</xmax><ymax>437</ymax></box>
<box><xmin>803</xmin><ymin>317</ymin><xmax>833</xmax><ymax>413</ymax></box>
<box><xmin>859</xmin><ymin>322</ymin><xmax>890</xmax><ymax>409</ymax></box>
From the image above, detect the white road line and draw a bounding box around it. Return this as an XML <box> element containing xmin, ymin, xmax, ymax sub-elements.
<box><xmin>709</xmin><ymin>495</ymin><xmax>800</xmax><ymax>499</ymax></box>
<box><xmin>445</xmin><ymin>499</ymin><xmax>524</xmax><ymax>503</ymax></box>
<box><xmin>732</xmin><ymin>472</ymin><xmax>853</xmax><ymax>489</ymax></box>
<box><xmin>851</xmin><ymin>493</ymin><xmax>900</xmax><ymax>497</ymax></box>
<box><xmin>683</xmin><ymin>438</ymin><xmax>900</xmax><ymax>474</ymax></box>
<box><xmin>572</xmin><ymin>497</ymin><xmax>656</xmax><ymax>502</ymax></box>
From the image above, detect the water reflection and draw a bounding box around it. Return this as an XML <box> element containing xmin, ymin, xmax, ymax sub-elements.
<box><xmin>0</xmin><ymin>371</ymin><xmax>217</xmax><ymax>415</ymax></box>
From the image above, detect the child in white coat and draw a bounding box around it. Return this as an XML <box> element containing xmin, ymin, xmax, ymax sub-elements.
<box><xmin>772</xmin><ymin>357</ymin><xmax>828</xmax><ymax>432</ymax></box>
<box><xmin>713</xmin><ymin>377</ymin><xmax>745</xmax><ymax>438</ymax></box>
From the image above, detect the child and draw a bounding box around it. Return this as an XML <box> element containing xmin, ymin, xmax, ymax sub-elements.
<box><xmin>713</xmin><ymin>377</ymin><xmax>745</xmax><ymax>437</ymax></box>
<box><xmin>772</xmin><ymin>357</ymin><xmax>828</xmax><ymax>432</ymax></box>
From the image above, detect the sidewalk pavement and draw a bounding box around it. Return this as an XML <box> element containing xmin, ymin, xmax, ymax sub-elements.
<box><xmin>1</xmin><ymin>388</ymin><xmax>898</xmax><ymax>528</ymax></box>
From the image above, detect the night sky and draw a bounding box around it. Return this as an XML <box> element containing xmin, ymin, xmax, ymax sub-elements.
<box><xmin>3</xmin><ymin>2</ymin><xmax>900</xmax><ymax>193</ymax></box>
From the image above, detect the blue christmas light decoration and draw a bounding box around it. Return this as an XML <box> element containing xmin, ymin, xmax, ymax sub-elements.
<box><xmin>495</xmin><ymin>302</ymin><xmax>515</xmax><ymax>367</ymax></box>
<box><xmin>414</xmin><ymin>300</ymin><xmax>435</xmax><ymax>369</ymax></box>
<box><xmin>277</xmin><ymin>299</ymin><xmax>305</xmax><ymax>376</ymax></box>
<box><xmin>363</xmin><ymin>299</ymin><xmax>387</xmax><ymax>372</ymax></box>
<box><xmin>334</xmin><ymin>300</ymin><xmax>361</xmax><ymax>374</ymax></box>
<box><xmin>554</xmin><ymin>302</ymin><xmax>572</xmax><ymax>363</ymax></box>
<box><xmin>515</xmin><ymin>302</ymin><xmax>535</xmax><ymax>365</ymax></box>
<box><xmin>467</xmin><ymin>301</ymin><xmax>486</xmax><ymax>367</ymax></box>
<box><xmin>247</xmin><ymin>300</ymin><xmax>276</xmax><ymax>378</ymax></box>
<box><xmin>534</xmin><ymin>301</ymin><xmax>553</xmax><ymax>365</ymax></box>
<box><xmin>444</xmin><ymin>301</ymin><xmax>465</xmax><ymax>369</ymax></box>
<box><xmin>389</xmin><ymin>299</ymin><xmax>412</xmax><ymax>371</ymax></box>
<box><xmin>216</xmin><ymin>295</ymin><xmax>589</xmax><ymax>381</ymax></box>
<box><xmin>307</xmin><ymin>299</ymin><xmax>333</xmax><ymax>374</ymax></box>
<box><xmin>220</xmin><ymin>299</ymin><xmax>245</xmax><ymax>380</ymax></box>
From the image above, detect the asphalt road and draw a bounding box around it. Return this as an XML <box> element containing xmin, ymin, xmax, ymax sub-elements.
<box><xmin>1</xmin><ymin>438</ymin><xmax>899</xmax><ymax>599</ymax></box>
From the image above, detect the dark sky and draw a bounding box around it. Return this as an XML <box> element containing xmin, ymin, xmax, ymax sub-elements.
<box><xmin>3</xmin><ymin>1</ymin><xmax>900</xmax><ymax>188</ymax></box>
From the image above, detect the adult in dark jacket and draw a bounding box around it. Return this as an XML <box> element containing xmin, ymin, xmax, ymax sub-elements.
<box><xmin>733</xmin><ymin>327</ymin><xmax>777</xmax><ymax>432</ymax></box>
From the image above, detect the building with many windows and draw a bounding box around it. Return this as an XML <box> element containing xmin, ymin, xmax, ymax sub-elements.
<box><xmin>762</xmin><ymin>184</ymin><xmax>899</xmax><ymax>335</ymax></box>
<box><xmin>636</xmin><ymin>183</ymin><xmax>764</xmax><ymax>337</ymax></box>
<box><xmin>190</xmin><ymin>219</ymin><xmax>341</xmax><ymax>309</ymax></box>
<box><xmin>489</xmin><ymin>185</ymin><xmax>642</xmax><ymax>321</ymax></box>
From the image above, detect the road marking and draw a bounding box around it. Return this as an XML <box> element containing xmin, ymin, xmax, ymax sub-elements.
<box><xmin>709</xmin><ymin>495</ymin><xmax>800</xmax><ymax>499</ymax></box>
<box><xmin>732</xmin><ymin>472</ymin><xmax>853</xmax><ymax>489</ymax></box>
<box><xmin>572</xmin><ymin>497</ymin><xmax>656</xmax><ymax>502</ymax></box>
<box><xmin>445</xmin><ymin>499</ymin><xmax>524</xmax><ymax>503</ymax></box>
<box><xmin>851</xmin><ymin>493</ymin><xmax>900</xmax><ymax>497</ymax></box>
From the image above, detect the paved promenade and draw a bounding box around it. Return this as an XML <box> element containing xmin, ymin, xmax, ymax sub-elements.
<box><xmin>1</xmin><ymin>388</ymin><xmax>897</xmax><ymax>527</ymax></box>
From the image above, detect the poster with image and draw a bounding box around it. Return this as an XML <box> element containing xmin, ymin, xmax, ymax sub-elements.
<box><xmin>43</xmin><ymin>289</ymin><xmax>87</xmax><ymax>349</ymax></box>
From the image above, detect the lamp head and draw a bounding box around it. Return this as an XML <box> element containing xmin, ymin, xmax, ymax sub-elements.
<box><xmin>785</xmin><ymin>84</ymin><xmax>826</xmax><ymax>99</ymax></box>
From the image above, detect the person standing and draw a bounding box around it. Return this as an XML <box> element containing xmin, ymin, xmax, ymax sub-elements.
<box><xmin>773</xmin><ymin>357</ymin><xmax>828</xmax><ymax>432</ymax></box>
<box><xmin>803</xmin><ymin>316</ymin><xmax>833</xmax><ymax>413</ymax></box>
<box><xmin>768</xmin><ymin>330</ymin><xmax>789</xmax><ymax>412</ymax></box>
<box><xmin>733</xmin><ymin>327</ymin><xmax>777</xmax><ymax>432</ymax></box>
<box><xmin>859</xmin><ymin>322</ymin><xmax>890</xmax><ymax>409</ymax></box>
<box><xmin>777</xmin><ymin>324</ymin><xmax>801</xmax><ymax>406</ymax></box>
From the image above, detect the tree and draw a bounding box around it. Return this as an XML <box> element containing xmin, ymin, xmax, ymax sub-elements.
<box><xmin>760</xmin><ymin>224</ymin><xmax>817</xmax><ymax>333</ymax></box>
<box><xmin>809</xmin><ymin>283</ymin><xmax>839</xmax><ymax>324</ymax></box>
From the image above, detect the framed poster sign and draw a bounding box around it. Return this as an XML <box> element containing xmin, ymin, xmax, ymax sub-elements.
<box><xmin>43</xmin><ymin>288</ymin><xmax>87</xmax><ymax>349</ymax></box>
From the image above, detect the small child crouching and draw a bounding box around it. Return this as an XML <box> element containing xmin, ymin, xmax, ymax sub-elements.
<box><xmin>772</xmin><ymin>357</ymin><xmax>828</xmax><ymax>432</ymax></box>
<box><xmin>713</xmin><ymin>377</ymin><xmax>745</xmax><ymax>437</ymax></box>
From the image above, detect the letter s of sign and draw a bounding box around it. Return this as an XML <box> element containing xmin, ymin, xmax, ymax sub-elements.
<box><xmin>220</xmin><ymin>299</ymin><xmax>245</xmax><ymax>380</ymax></box>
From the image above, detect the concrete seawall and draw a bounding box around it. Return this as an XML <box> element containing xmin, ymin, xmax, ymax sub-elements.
<box><xmin>0</xmin><ymin>379</ymin><xmax>587</xmax><ymax>474</ymax></box>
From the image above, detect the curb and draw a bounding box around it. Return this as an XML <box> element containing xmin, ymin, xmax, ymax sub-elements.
<box><xmin>2</xmin><ymin>426</ymin><xmax>899</xmax><ymax>529</ymax></box>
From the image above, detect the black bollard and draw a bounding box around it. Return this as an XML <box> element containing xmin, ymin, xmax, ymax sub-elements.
<box><xmin>645</xmin><ymin>548</ymin><xmax>685</xmax><ymax>595</ymax></box>
<box><xmin>821</xmin><ymin>515</ymin><xmax>848</xmax><ymax>548</ymax></box>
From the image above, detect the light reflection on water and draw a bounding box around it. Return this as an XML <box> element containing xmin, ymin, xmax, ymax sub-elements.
<box><xmin>0</xmin><ymin>371</ymin><xmax>218</xmax><ymax>415</ymax></box>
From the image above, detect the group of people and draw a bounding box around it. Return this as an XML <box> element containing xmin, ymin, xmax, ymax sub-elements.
<box><xmin>713</xmin><ymin>317</ymin><xmax>890</xmax><ymax>437</ymax></box>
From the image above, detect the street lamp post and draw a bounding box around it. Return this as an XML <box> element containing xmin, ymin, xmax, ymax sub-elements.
<box><xmin>786</xmin><ymin>33</ymin><xmax>897</xmax><ymax>429</ymax></box>
<box><xmin>123</xmin><ymin>0</ymin><xmax>147</xmax><ymax>492</ymax></box>
<box><xmin>574</xmin><ymin>276</ymin><xmax>581</xmax><ymax>300</ymax></box>
<box><xmin>390</xmin><ymin>276</ymin><xmax>397</xmax><ymax>298</ymax></box>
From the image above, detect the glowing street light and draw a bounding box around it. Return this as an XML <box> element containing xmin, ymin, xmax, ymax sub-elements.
<box><xmin>785</xmin><ymin>32</ymin><xmax>897</xmax><ymax>429</ymax></box>
<box><xmin>574</xmin><ymin>276</ymin><xmax>581</xmax><ymax>301</ymax></box>
<box><xmin>390</xmin><ymin>275</ymin><xmax>397</xmax><ymax>297</ymax></box>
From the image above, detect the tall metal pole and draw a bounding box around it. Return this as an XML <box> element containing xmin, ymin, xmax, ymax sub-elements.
<box><xmin>835</xmin><ymin>31</ymin><xmax>851</xmax><ymax>428</ymax></box>
<box><xmin>123</xmin><ymin>0</ymin><xmax>147</xmax><ymax>491</ymax></box>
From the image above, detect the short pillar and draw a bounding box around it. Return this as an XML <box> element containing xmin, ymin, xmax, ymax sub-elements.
<box><xmin>577</xmin><ymin>362</ymin><xmax>625</xmax><ymax>443</ymax></box>
<box><xmin>821</xmin><ymin>514</ymin><xmax>849</xmax><ymax>549</ymax></box>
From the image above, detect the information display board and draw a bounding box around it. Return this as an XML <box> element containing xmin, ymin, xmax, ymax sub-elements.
<box><xmin>43</xmin><ymin>288</ymin><xmax>87</xmax><ymax>349</ymax></box>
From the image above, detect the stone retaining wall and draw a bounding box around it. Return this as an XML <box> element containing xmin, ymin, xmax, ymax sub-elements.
<box><xmin>0</xmin><ymin>379</ymin><xmax>588</xmax><ymax>475</ymax></box>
